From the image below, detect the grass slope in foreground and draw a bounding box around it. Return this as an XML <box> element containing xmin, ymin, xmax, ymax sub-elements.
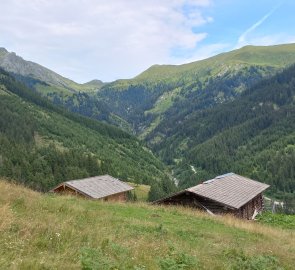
<box><xmin>0</xmin><ymin>180</ymin><xmax>294</xmax><ymax>270</ymax></box>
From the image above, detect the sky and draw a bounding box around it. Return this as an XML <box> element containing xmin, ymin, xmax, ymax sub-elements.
<box><xmin>0</xmin><ymin>0</ymin><xmax>295</xmax><ymax>83</ymax></box>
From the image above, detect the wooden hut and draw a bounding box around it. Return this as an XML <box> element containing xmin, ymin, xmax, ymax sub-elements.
<box><xmin>154</xmin><ymin>173</ymin><xmax>270</xmax><ymax>219</ymax></box>
<box><xmin>51</xmin><ymin>175</ymin><xmax>134</xmax><ymax>202</ymax></box>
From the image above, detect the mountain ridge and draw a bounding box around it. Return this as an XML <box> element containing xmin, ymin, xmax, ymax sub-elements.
<box><xmin>135</xmin><ymin>43</ymin><xmax>295</xmax><ymax>81</ymax></box>
<box><xmin>1</xmin><ymin>43</ymin><xmax>295</xmax><ymax>201</ymax></box>
<box><xmin>0</xmin><ymin>48</ymin><xmax>104</xmax><ymax>93</ymax></box>
<box><xmin>95</xmin><ymin>43</ymin><xmax>295</xmax><ymax>138</ymax></box>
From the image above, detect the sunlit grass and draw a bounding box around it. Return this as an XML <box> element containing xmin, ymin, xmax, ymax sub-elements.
<box><xmin>127</xmin><ymin>182</ymin><xmax>150</xmax><ymax>201</ymax></box>
<box><xmin>0</xmin><ymin>180</ymin><xmax>294</xmax><ymax>269</ymax></box>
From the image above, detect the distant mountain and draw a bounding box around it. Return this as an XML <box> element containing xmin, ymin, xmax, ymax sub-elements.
<box><xmin>0</xmin><ymin>48</ymin><xmax>127</xmax><ymax>129</ymax></box>
<box><xmin>1</xmin><ymin>44</ymin><xmax>295</xmax><ymax>200</ymax></box>
<box><xmin>94</xmin><ymin>44</ymin><xmax>295</xmax><ymax>199</ymax></box>
<box><xmin>0</xmin><ymin>47</ymin><xmax>104</xmax><ymax>93</ymax></box>
<box><xmin>83</xmin><ymin>79</ymin><xmax>104</xmax><ymax>88</ymax></box>
<box><xmin>0</xmin><ymin>68</ymin><xmax>173</xmax><ymax>194</ymax></box>
<box><xmin>96</xmin><ymin>43</ymin><xmax>295</xmax><ymax>137</ymax></box>
<box><xmin>136</xmin><ymin>43</ymin><xmax>295</xmax><ymax>81</ymax></box>
<box><xmin>3</xmin><ymin>44</ymin><xmax>295</xmax><ymax>137</ymax></box>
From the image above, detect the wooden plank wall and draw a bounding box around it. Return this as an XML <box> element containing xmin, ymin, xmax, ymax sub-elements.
<box><xmin>104</xmin><ymin>192</ymin><xmax>127</xmax><ymax>202</ymax></box>
<box><xmin>158</xmin><ymin>192</ymin><xmax>265</xmax><ymax>219</ymax></box>
<box><xmin>158</xmin><ymin>192</ymin><xmax>234</xmax><ymax>213</ymax></box>
<box><xmin>234</xmin><ymin>193</ymin><xmax>264</xmax><ymax>219</ymax></box>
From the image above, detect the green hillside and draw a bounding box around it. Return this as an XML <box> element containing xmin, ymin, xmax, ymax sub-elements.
<box><xmin>92</xmin><ymin>44</ymin><xmax>295</xmax><ymax>202</ymax></box>
<box><xmin>136</xmin><ymin>43</ymin><xmax>295</xmax><ymax>80</ymax></box>
<box><xmin>3</xmin><ymin>44</ymin><xmax>295</xmax><ymax>138</ymax></box>
<box><xmin>1</xmin><ymin>44</ymin><xmax>295</xmax><ymax>202</ymax></box>
<box><xmin>96</xmin><ymin>43</ymin><xmax>295</xmax><ymax>135</ymax></box>
<box><xmin>0</xmin><ymin>180</ymin><xmax>294</xmax><ymax>269</ymax></box>
<box><xmin>0</xmin><ymin>48</ymin><xmax>129</xmax><ymax>131</ymax></box>
<box><xmin>2</xmin><ymin>44</ymin><xmax>295</xmax><ymax>137</ymax></box>
<box><xmin>0</xmin><ymin>69</ymin><xmax>173</xmax><ymax>193</ymax></box>
<box><xmin>156</xmin><ymin>64</ymin><xmax>295</xmax><ymax>203</ymax></box>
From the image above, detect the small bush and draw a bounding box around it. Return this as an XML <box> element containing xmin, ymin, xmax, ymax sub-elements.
<box><xmin>80</xmin><ymin>247</ymin><xmax>115</xmax><ymax>270</ymax></box>
<box><xmin>80</xmin><ymin>242</ymin><xmax>139</xmax><ymax>270</ymax></box>
<box><xmin>257</xmin><ymin>212</ymin><xmax>295</xmax><ymax>230</ymax></box>
<box><xmin>224</xmin><ymin>249</ymin><xmax>283</xmax><ymax>270</ymax></box>
<box><xmin>159</xmin><ymin>246</ymin><xmax>199</xmax><ymax>270</ymax></box>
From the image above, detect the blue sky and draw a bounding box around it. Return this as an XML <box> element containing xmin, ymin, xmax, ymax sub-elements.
<box><xmin>195</xmin><ymin>1</ymin><xmax>294</xmax><ymax>49</ymax></box>
<box><xmin>0</xmin><ymin>0</ymin><xmax>294</xmax><ymax>83</ymax></box>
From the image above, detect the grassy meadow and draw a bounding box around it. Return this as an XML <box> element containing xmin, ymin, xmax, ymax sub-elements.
<box><xmin>0</xmin><ymin>180</ymin><xmax>294</xmax><ymax>270</ymax></box>
<box><xmin>127</xmin><ymin>182</ymin><xmax>151</xmax><ymax>201</ymax></box>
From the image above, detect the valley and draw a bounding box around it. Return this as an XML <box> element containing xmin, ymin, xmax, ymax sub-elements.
<box><xmin>1</xmin><ymin>2</ymin><xmax>295</xmax><ymax>269</ymax></box>
<box><xmin>0</xmin><ymin>68</ymin><xmax>173</xmax><ymax>196</ymax></box>
<box><xmin>0</xmin><ymin>44</ymin><xmax>295</xmax><ymax>204</ymax></box>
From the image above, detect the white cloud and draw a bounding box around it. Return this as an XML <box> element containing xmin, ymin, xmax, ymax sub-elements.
<box><xmin>0</xmin><ymin>0</ymin><xmax>213</xmax><ymax>82</ymax></box>
<box><xmin>46</xmin><ymin>23</ymin><xmax>93</xmax><ymax>36</ymax></box>
<box><xmin>236</xmin><ymin>4</ymin><xmax>281</xmax><ymax>48</ymax></box>
<box><xmin>237</xmin><ymin>34</ymin><xmax>295</xmax><ymax>47</ymax></box>
<box><xmin>172</xmin><ymin>42</ymin><xmax>230</xmax><ymax>64</ymax></box>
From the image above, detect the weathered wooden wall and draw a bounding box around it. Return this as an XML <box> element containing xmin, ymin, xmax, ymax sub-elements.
<box><xmin>234</xmin><ymin>193</ymin><xmax>264</xmax><ymax>219</ymax></box>
<box><xmin>157</xmin><ymin>192</ymin><xmax>235</xmax><ymax>213</ymax></box>
<box><xmin>157</xmin><ymin>192</ymin><xmax>265</xmax><ymax>219</ymax></box>
<box><xmin>104</xmin><ymin>191</ymin><xmax>127</xmax><ymax>202</ymax></box>
<box><xmin>53</xmin><ymin>185</ymin><xmax>80</xmax><ymax>196</ymax></box>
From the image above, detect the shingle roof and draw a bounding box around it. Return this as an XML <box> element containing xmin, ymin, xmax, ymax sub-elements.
<box><xmin>186</xmin><ymin>173</ymin><xmax>269</xmax><ymax>209</ymax></box>
<box><xmin>54</xmin><ymin>175</ymin><xmax>133</xmax><ymax>199</ymax></box>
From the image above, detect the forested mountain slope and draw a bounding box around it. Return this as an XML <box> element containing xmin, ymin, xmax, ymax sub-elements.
<box><xmin>0</xmin><ymin>48</ymin><xmax>129</xmax><ymax>130</ymax></box>
<box><xmin>167</xmin><ymin>64</ymin><xmax>295</xmax><ymax>202</ymax></box>
<box><xmin>97</xmin><ymin>43</ymin><xmax>295</xmax><ymax>136</ymax></box>
<box><xmin>0</xmin><ymin>69</ymin><xmax>173</xmax><ymax>193</ymax></box>
<box><xmin>3</xmin><ymin>44</ymin><xmax>295</xmax><ymax>137</ymax></box>
<box><xmin>1</xmin><ymin>44</ymin><xmax>295</xmax><ymax>201</ymax></box>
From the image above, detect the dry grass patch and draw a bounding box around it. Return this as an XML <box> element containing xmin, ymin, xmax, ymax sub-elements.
<box><xmin>0</xmin><ymin>204</ymin><xmax>14</xmax><ymax>231</ymax></box>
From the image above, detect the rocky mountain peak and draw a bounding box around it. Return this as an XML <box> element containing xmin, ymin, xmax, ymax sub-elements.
<box><xmin>0</xmin><ymin>47</ymin><xmax>9</xmax><ymax>56</ymax></box>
